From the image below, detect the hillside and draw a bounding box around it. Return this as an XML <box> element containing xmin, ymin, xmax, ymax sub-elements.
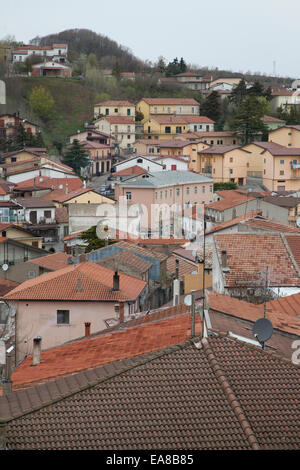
<box><xmin>31</xmin><ymin>29</ymin><xmax>148</xmax><ymax>73</ymax></box>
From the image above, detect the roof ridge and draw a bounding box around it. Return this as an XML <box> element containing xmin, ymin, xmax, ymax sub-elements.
<box><xmin>0</xmin><ymin>340</ymin><xmax>194</xmax><ymax>423</ymax></box>
<box><xmin>201</xmin><ymin>337</ymin><xmax>260</xmax><ymax>450</ymax></box>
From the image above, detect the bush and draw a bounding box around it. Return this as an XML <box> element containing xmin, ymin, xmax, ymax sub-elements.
<box><xmin>29</xmin><ymin>85</ymin><xmax>55</xmax><ymax>120</ymax></box>
<box><xmin>214</xmin><ymin>182</ymin><xmax>238</xmax><ymax>191</ymax></box>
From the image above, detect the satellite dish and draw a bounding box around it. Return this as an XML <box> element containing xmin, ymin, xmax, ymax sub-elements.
<box><xmin>184</xmin><ymin>294</ymin><xmax>192</xmax><ymax>306</ymax></box>
<box><xmin>252</xmin><ymin>318</ymin><xmax>273</xmax><ymax>345</ymax></box>
<box><xmin>2</xmin><ymin>264</ymin><xmax>8</xmax><ymax>272</ymax></box>
<box><xmin>296</xmin><ymin>217</ymin><xmax>300</xmax><ymax>228</ymax></box>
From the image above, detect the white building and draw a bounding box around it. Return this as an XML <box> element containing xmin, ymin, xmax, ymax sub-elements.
<box><xmin>12</xmin><ymin>44</ymin><xmax>68</xmax><ymax>63</ymax></box>
<box><xmin>95</xmin><ymin>116</ymin><xmax>136</xmax><ymax>150</ymax></box>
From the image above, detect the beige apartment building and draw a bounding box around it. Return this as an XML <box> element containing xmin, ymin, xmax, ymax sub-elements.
<box><xmin>137</xmin><ymin>98</ymin><xmax>200</xmax><ymax>122</ymax></box>
<box><xmin>269</xmin><ymin>125</ymin><xmax>300</xmax><ymax>147</ymax></box>
<box><xmin>259</xmin><ymin>142</ymin><xmax>300</xmax><ymax>191</ymax></box>
<box><xmin>194</xmin><ymin>146</ymin><xmax>248</xmax><ymax>186</ymax></box>
<box><xmin>94</xmin><ymin>116</ymin><xmax>136</xmax><ymax>149</ymax></box>
<box><xmin>93</xmin><ymin>100</ymin><xmax>135</xmax><ymax>119</ymax></box>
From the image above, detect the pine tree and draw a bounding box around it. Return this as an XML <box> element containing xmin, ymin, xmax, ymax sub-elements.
<box><xmin>230</xmin><ymin>78</ymin><xmax>247</xmax><ymax>106</ymax></box>
<box><xmin>201</xmin><ymin>91</ymin><xmax>221</xmax><ymax>122</ymax></box>
<box><xmin>232</xmin><ymin>96</ymin><xmax>268</xmax><ymax>145</ymax></box>
<box><xmin>62</xmin><ymin>139</ymin><xmax>90</xmax><ymax>176</ymax></box>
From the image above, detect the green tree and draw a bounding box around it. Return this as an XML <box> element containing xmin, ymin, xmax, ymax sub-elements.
<box><xmin>87</xmin><ymin>53</ymin><xmax>99</xmax><ymax>69</ymax></box>
<box><xmin>156</xmin><ymin>56</ymin><xmax>166</xmax><ymax>74</ymax></box>
<box><xmin>201</xmin><ymin>91</ymin><xmax>221</xmax><ymax>122</ymax></box>
<box><xmin>231</xmin><ymin>96</ymin><xmax>268</xmax><ymax>145</ymax></box>
<box><xmin>214</xmin><ymin>182</ymin><xmax>238</xmax><ymax>191</ymax></box>
<box><xmin>29</xmin><ymin>86</ymin><xmax>55</xmax><ymax>120</ymax></box>
<box><xmin>62</xmin><ymin>139</ymin><xmax>90</xmax><ymax>176</ymax></box>
<box><xmin>277</xmin><ymin>105</ymin><xmax>300</xmax><ymax>125</ymax></box>
<box><xmin>179</xmin><ymin>57</ymin><xmax>187</xmax><ymax>73</ymax></box>
<box><xmin>112</xmin><ymin>60</ymin><xmax>121</xmax><ymax>80</ymax></box>
<box><xmin>230</xmin><ymin>78</ymin><xmax>247</xmax><ymax>106</ymax></box>
<box><xmin>79</xmin><ymin>225</ymin><xmax>116</xmax><ymax>253</ymax></box>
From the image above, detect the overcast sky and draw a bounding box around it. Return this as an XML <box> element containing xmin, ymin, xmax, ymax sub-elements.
<box><xmin>2</xmin><ymin>0</ymin><xmax>300</xmax><ymax>78</ymax></box>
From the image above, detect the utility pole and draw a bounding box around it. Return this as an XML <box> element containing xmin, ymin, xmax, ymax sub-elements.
<box><xmin>263</xmin><ymin>267</ymin><xmax>269</xmax><ymax>319</ymax></box>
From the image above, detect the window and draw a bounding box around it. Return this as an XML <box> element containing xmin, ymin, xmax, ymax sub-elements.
<box><xmin>186</xmin><ymin>187</ymin><xmax>190</xmax><ymax>195</ymax></box>
<box><xmin>105</xmin><ymin>108</ymin><xmax>109</xmax><ymax>115</ymax></box>
<box><xmin>170</xmin><ymin>189</ymin><xmax>172</xmax><ymax>197</ymax></box>
<box><xmin>192</xmin><ymin>107</ymin><xmax>195</xmax><ymax>114</ymax></box>
<box><xmin>160</xmin><ymin>191</ymin><xmax>163</xmax><ymax>199</ymax></box>
<box><xmin>165</xmin><ymin>126</ymin><xmax>171</xmax><ymax>134</ymax></box>
<box><xmin>165</xmin><ymin>190</ymin><xmax>167</xmax><ymax>198</ymax></box>
<box><xmin>155</xmin><ymin>192</ymin><xmax>158</xmax><ymax>200</ymax></box>
<box><xmin>126</xmin><ymin>192</ymin><xmax>132</xmax><ymax>200</ymax></box>
<box><xmin>176</xmin><ymin>188</ymin><xmax>180</xmax><ymax>196</ymax></box>
<box><xmin>44</xmin><ymin>210</ymin><xmax>51</xmax><ymax>219</ymax></box>
<box><xmin>202</xmin><ymin>185</ymin><xmax>206</xmax><ymax>193</ymax></box>
<box><xmin>114</xmin><ymin>108</ymin><xmax>118</xmax><ymax>113</ymax></box>
<box><xmin>230</xmin><ymin>157</ymin><xmax>233</xmax><ymax>163</ymax></box>
<box><xmin>176</xmin><ymin>127</ymin><xmax>182</xmax><ymax>134</ymax></box>
<box><xmin>229</xmin><ymin>169</ymin><xmax>233</xmax><ymax>174</ymax></box>
<box><xmin>206</xmin><ymin>125</ymin><xmax>210</xmax><ymax>131</ymax></box>
<box><xmin>57</xmin><ymin>310</ymin><xmax>70</xmax><ymax>324</ymax></box>
<box><xmin>264</xmin><ymin>158</ymin><xmax>266</xmax><ymax>164</ymax></box>
<box><xmin>210</xmin><ymin>140</ymin><xmax>214</xmax><ymax>145</ymax></box>
<box><xmin>127</xmin><ymin>135</ymin><xmax>130</xmax><ymax>139</ymax></box>
<box><xmin>233</xmin><ymin>140</ymin><xmax>236</xmax><ymax>145</ymax></box>
<box><xmin>127</xmin><ymin>125</ymin><xmax>131</xmax><ymax>133</ymax></box>
<box><xmin>194</xmin><ymin>187</ymin><xmax>198</xmax><ymax>194</ymax></box>
<box><xmin>154</xmin><ymin>107</ymin><xmax>158</xmax><ymax>113</ymax></box>
<box><xmin>137</xmin><ymin>158</ymin><xmax>143</xmax><ymax>163</ymax></box>
<box><xmin>280</xmin><ymin>170</ymin><xmax>284</xmax><ymax>175</ymax></box>
<box><xmin>167</xmin><ymin>107</ymin><xmax>171</xmax><ymax>114</ymax></box>
<box><xmin>210</xmin><ymin>185</ymin><xmax>213</xmax><ymax>192</ymax></box>
<box><xmin>11</xmin><ymin>157</ymin><xmax>17</xmax><ymax>162</ymax></box>
<box><xmin>280</xmin><ymin>160</ymin><xmax>284</xmax><ymax>164</ymax></box>
<box><xmin>127</xmin><ymin>109</ymin><xmax>131</xmax><ymax>116</ymax></box>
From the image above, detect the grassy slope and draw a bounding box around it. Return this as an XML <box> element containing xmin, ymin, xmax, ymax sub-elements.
<box><xmin>5</xmin><ymin>77</ymin><xmax>96</xmax><ymax>150</ymax></box>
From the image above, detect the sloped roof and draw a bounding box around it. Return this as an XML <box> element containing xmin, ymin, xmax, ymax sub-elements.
<box><xmin>266</xmin><ymin>292</ymin><xmax>300</xmax><ymax>318</ymax></box>
<box><xmin>214</xmin><ymin>233</ymin><xmax>300</xmax><ymax>287</ymax></box>
<box><xmin>27</xmin><ymin>252</ymin><xmax>74</xmax><ymax>271</ymax></box>
<box><xmin>2</xmin><ymin>334</ymin><xmax>300</xmax><ymax>449</ymax></box>
<box><xmin>141</xmin><ymin>98</ymin><xmax>199</xmax><ymax>105</ymax></box>
<box><xmin>207</xmin><ymin>190</ymin><xmax>256</xmax><ymax>211</ymax></box>
<box><xmin>3</xmin><ymin>261</ymin><xmax>146</xmax><ymax>302</ymax></box>
<box><xmin>244</xmin><ymin>218</ymin><xmax>300</xmax><ymax>234</ymax></box>
<box><xmin>97</xmin><ymin>249</ymin><xmax>153</xmax><ymax>273</ymax></box>
<box><xmin>94</xmin><ymin>100</ymin><xmax>135</xmax><ymax>107</ymax></box>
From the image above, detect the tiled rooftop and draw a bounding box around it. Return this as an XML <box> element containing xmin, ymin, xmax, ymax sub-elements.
<box><xmin>3</xmin><ymin>261</ymin><xmax>147</xmax><ymax>302</ymax></box>
<box><xmin>214</xmin><ymin>233</ymin><xmax>300</xmax><ymax>287</ymax></box>
<box><xmin>244</xmin><ymin>218</ymin><xmax>300</xmax><ymax>234</ymax></box>
<box><xmin>2</xmin><ymin>334</ymin><xmax>300</xmax><ymax>449</ymax></box>
<box><xmin>207</xmin><ymin>190</ymin><xmax>256</xmax><ymax>211</ymax></box>
<box><xmin>28</xmin><ymin>252</ymin><xmax>74</xmax><ymax>271</ymax></box>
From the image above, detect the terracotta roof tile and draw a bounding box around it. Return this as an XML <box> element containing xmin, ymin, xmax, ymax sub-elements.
<box><xmin>207</xmin><ymin>190</ymin><xmax>256</xmax><ymax>211</ymax></box>
<box><xmin>285</xmin><ymin>235</ymin><xmax>300</xmax><ymax>267</ymax></box>
<box><xmin>244</xmin><ymin>218</ymin><xmax>300</xmax><ymax>234</ymax></box>
<box><xmin>3</xmin><ymin>261</ymin><xmax>146</xmax><ymax>302</ymax></box>
<box><xmin>207</xmin><ymin>211</ymin><xmax>262</xmax><ymax>234</ymax></box>
<box><xmin>114</xmin><ymin>165</ymin><xmax>148</xmax><ymax>177</ymax></box>
<box><xmin>28</xmin><ymin>252</ymin><xmax>74</xmax><ymax>271</ymax></box>
<box><xmin>214</xmin><ymin>233</ymin><xmax>300</xmax><ymax>287</ymax></box>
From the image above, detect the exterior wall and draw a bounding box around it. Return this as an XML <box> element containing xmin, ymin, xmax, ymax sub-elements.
<box><xmin>269</xmin><ymin>127</ymin><xmax>300</xmax><ymax>148</ymax></box>
<box><xmin>243</xmin><ymin>143</ymin><xmax>265</xmax><ymax>177</ymax></box>
<box><xmin>262</xmin><ymin>150</ymin><xmax>300</xmax><ymax>192</ymax></box>
<box><xmin>2</xmin><ymin>227</ymin><xmax>42</xmax><ymax>249</ymax></box>
<box><xmin>13</xmin><ymin>300</ymin><xmax>132</xmax><ymax>362</ymax></box>
<box><xmin>115</xmin><ymin>180</ymin><xmax>214</xmax><ymax>230</ymax></box>
<box><xmin>23</xmin><ymin>207</ymin><xmax>55</xmax><ymax>224</ymax></box>
<box><xmin>7</xmin><ymin>168</ymin><xmax>77</xmax><ymax>183</ymax></box>
<box><xmin>0</xmin><ymin>240</ymin><xmax>45</xmax><ymax>266</ymax></box>
<box><xmin>0</xmin><ymin>116</ymin><xmax>38</xmax><ymax>138</ymax></box>
<box><xmin>184</xmin><ymin>264</ymin><xmax>212</xmax><ymax>294</ymax></box>
<box><xmin>3</xmin><ymin>151</ymin><xmax>39</xmax><ymax>165</ymax></box>
<box><xmin>94</xmin><ymin>105</ymin><xmax>135</xmax><ymax>119</ymax></box>
<box><xmin>155</xmin><ymin>157</ymin><xmax>189</xmax><ymax>171</ymax></box>
<box><xmin>187</xmin><ymin>122</ymin><xmax>214</xmax><ymax>132</ymax></box>
<box><xmin>12</xmin><ymin>45</ymin><xmax>68</xmax><ymax>62</ymax></box>
<box><xmin>258</xmin><ymin>200</ymin><xmax>289</xmax><ymax>225</ymax></box>
<box><xmin>64</xmin><ymin>192</ymin><xmax>115</xmax><ymax>205</ymax></box>
<box><xmin>114</xmin><ymin>156</ymin><xmax>163</xmax><ymax>173</ymax></box>
<box><xmin>197</xmin><ymin>134</ymin><xmax>239</xmax><ymax>146</ymax></box>
<box><xmin>95</xmin><ymin>119</ymin><xmax>135</xmax><ymax>149</ymax></box>
<box><xmin>136</xmin><ymin>100</ymin><xmax>200</xmax><ymax>122</ymax></box>
<box><xmin>197</xmin><ymin>149</ymin><xmax>247</xmax><ymax>185</ymax></box>
<box><xmin>31</xmin><ymin>64</ymin><xmax>71</xmax><ymax>78</ymax></box>
<box><xmin>143</xmin><ymin>119</ymin><xmax>188</xmax><ymax>139</ymax></box>
<box><xmin>206</xmin><ymin>199</ymin><xmax>259</xmax><ymax>223</ymax></box>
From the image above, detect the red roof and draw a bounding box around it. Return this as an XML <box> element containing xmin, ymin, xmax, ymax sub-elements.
<box><xmin>11</xmin><ymin>306</ymin><xmax>196</xmax><ymax>389</ymax></box>
<box><xmin>3</xmin><ymin>261</ymin><xmax>146</xmax><ymax>302</ymax></box>
<box><xmin>142</xmin><ymin>98</ymin><xmax>199</xmax><ymax>105</ymax></box>
<box><xmin>28</xmin><ymin>252</ymin><xmax>74</xmax><ymax>271</ymax></box>
<box><xmin>266</xmin><ymin>292</ymin><xmax>300</xmax><ymax>318</ymax></box>
<box><xmin>13</xmin><ymin>177</ymin><xmax>83</xmax><ymax>192</ymax></box>
<box><xmin>94</xmin><ymin>100</ymin><xmax>135</xmax><ymax>107</ymax></box>
<box><xmin>114</xmin><ymin>165</ymin><xmax>148</xmax><ymax>177</ymax></box>
<box><xmin>214</xmin><ymin>233</ymin><xmax>300</xmax><ymax>287</ymax></box>
<box><xmin>103</xmin><ymin>116</ymin><xmax>135</xmax><ymax>124</ymax></box>
<box><xmin>207</xmin><ymin>190</ymin><xmax>256</xmax><ymax>211</ymax></box>
<box><xmin>207</xmin><ymin>211</ymin><xmax>262</xmax><ymax>234</ymax></box>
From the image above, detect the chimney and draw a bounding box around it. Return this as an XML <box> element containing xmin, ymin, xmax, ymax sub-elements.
<box><xmin>175</xmin><ymin>258</ymin><xmax>179</xmax><ymax>280</ymax></box>
<box><xmin>79</xmin><ymin>253</ymin><xmax>86</xmax><ymax>263</ymax></box>
<box><xmin>32</xmin><ymin>336</ymin><xmax>42</xmax><ymax>366</ymax></box>
<box><xmin>84</xmin><ymin>322</ymin><xmax>91</xmax><ymax>337</ymax></box>
<box><xmin>113</xmin><ymin>271</ymin><xmax>120</xmax><ymax>291</ymax></box>
<box><xmin>77</xmin><ymin>278</ymin><xmax>82</xmax><ymax>293</ymax></box>
<box><xmin>173</xmin><ymin>278</ymin><xmax>180</xmax><ymax>306</ymax></box>
<box><xmin>114</xmin><ymin>303</ymin><xmax>124</xmax><ymax>323</ymax></box>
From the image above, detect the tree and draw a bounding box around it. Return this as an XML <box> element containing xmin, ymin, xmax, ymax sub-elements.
<box><xmin>29</xmin><ymin>86</ymin><xmax>55</xmax><ymax>120</ymax></box>
<box><xmin>230</xmin><ymin>78</ymin><xmax>247</xmax><ymax>106</ymax></box>
<box><xmin>231</xmin><ymin>96</ymin><xmax>268</xmax><ymax>145</ymax></box>
<box><xmin>201</xmin><ymin>91</ymin><xmax>221</xmax><ymax>122</ymax></box>
<box><xmin>62</xmin><ymin>139</ymin><xmax>90</xmax><ymax>175</ymax></box>
<box><xmin>247</xmin><ymin>80</ymin><xmax>265</xmax><ymax>97</ymax></box>
<box><xmin>87</xmin><ymin>53</ymin><xmax>99</xmax><ymax>69</ymax></box>
<box><xmin>79</xmin><ymin>225</ymin><xmax>116</xmax><ymax>253</ymax></box>
<box><xmin>179</xmin><ymin>57</ymin><xmax>187</xmax><ymax>73</ymax></box>
<box><xmin>156</xmin><ymin>56</ymin><xmax>166</xmax><ymax>74</ymax></box>
<box><xmin>277</xmin><ymin>105</ymin><xmax>300</xmax><ymax>125</ymax></box>
<box><xmin>112</xmin><ymin>60</ymin><xmax>121</xmax><ymax>80</ymax></box>
<box><xmin>214</xmin><ymin>182</ymin><xmax>238</xmax><ymax>191</ymax></box>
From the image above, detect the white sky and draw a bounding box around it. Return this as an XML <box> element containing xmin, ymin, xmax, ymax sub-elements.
<box><xmin>2</xmin><ymin>0</ymin><xmax>300</xmax><ymax>78</ymax></box>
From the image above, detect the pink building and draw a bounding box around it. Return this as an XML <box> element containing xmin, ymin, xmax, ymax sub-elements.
<box><xmin>114</xmin><ymin>170</ymin><xmax>214</xmax><ymax>237</ymax></box>
<box><xmin>4</xmin><ymin>261</ymin><xmax>147</xmax><ymax>362</ymax></box>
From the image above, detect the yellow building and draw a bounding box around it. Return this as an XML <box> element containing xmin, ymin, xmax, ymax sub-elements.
<box><xmin>258</xmin><ymin>142</ymin><xmax>300</xmax><ymax>192</ymax></box>
<box><xmin>137</xmin><ymin>98</ymin><xmax>200</xmax><ymax>122</ymax></box>
<box><xmin>269</xmin><ymin>125</ymin><xmax>300</xmax><ymax>147</ymax></box>
<box><xmin>94</xmin><ymin>100</ymin><xmax>135</xmax><ymax>119</ymax></box>
<box><xmin>196</xmin><ymin>146</ymin><xmax>248</xmax><ymax>185</ymax></box>
<box><xmin>0</xmin><ymin>223</ymin><xmax>43</xmax><ymax>249</ymax></box>
<box><xmin>45</xmin><ymin>187</ymin><xmax>115</xmax><ymax>208</ymax></box>
<box><xmin>242</xmin><ymin>142</ymin><xmax>266</xmax><ymax>177</ymax></box>
<box><xmin>143</xmin><ymin>116</ymin><xmax>190</xmax><ymax>140</ymax></box>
